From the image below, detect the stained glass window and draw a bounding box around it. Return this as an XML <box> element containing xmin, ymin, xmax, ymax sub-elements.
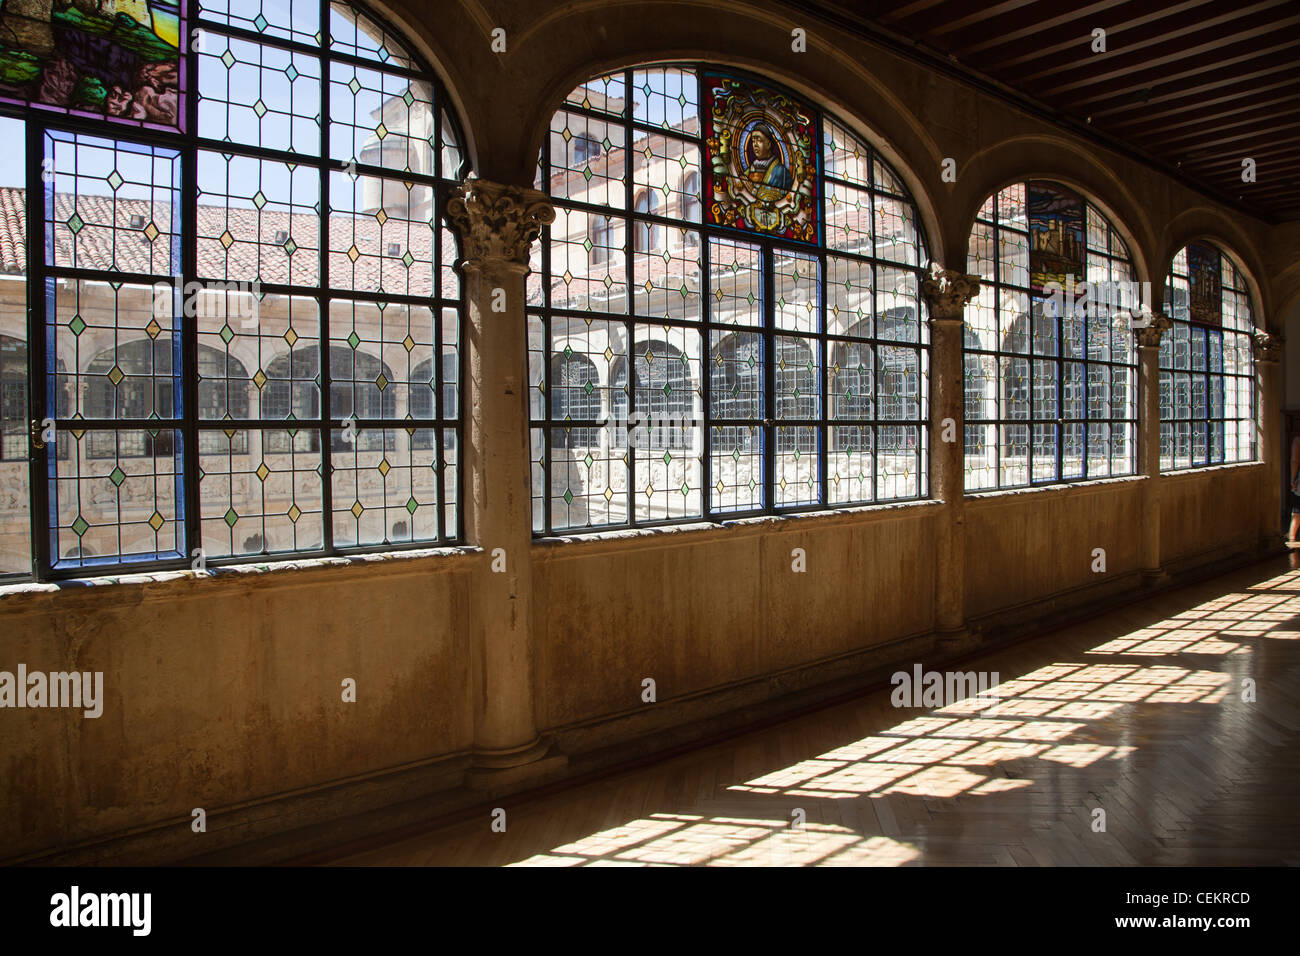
<box><xmin>1160</xmin><ymin>244</ymin><xmax>1256</xmax><ymax>469</ymax></box>
<box><xmin>0</xmin><ymin>0</ymin><xmax>184</xmax><ymax>129</ymax></box>
<box><xmin>0</xmin><ymin>0</ymin><xmax>466</xmax><ymax>581</ymax></box>
<box><xmin>965</xmin><ymin>182</ymin><xmax>1138</xmax><ymax>491</ymax></box>
<box><xmin>531</xmin><ymin>65</ymin><xmax>929</xmax><ymax>534</ymax></box>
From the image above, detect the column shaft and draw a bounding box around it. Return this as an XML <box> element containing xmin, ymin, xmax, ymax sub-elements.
<box><xmin>448</xmin><ymin>180</ymin><xmax>554</xmax><ymax>767</ymax></box>
<box><xmin>921</xmin><ymin>268</ymin><xmax>980</xmax><ymax>642</ymax></box>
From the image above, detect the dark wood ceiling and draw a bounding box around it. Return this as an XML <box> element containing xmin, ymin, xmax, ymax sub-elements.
<box><xmin>801</xmin><ymin>0</ymin><xmax>1300</xmax><ymax>223</ymax></box>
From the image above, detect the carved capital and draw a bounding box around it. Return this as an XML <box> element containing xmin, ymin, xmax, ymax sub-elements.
<box><xmin>1131</xmin><ymin>310</ymin><xmax>1173</xmax><ymax>349</ymax></box>
<box><xmin>446</xmin><ymin>179</ymin><xmax>555</xmax><ymax>271</ymax></box>
<box><xmin>1252</xmin><ymin>329</ymin><xmax>1282</xmax><ymax>364</ymax></box>
<box><xmin>920</xmin><ymin>264</ymin><xmax>980</xmax><ymax>322</ymax></box>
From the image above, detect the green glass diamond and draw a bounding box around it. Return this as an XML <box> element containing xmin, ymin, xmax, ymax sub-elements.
<box><xmin>108</xmin><ymin>466</ymin><xmax>125</xmax><ymax>487</ymax></box>
<box><xmin>402</xmin><ymin>90</ymin><xmax>414</xmax><ymax>107</ymax></box>
<box><xmin>221</xmin><ymin>49</ymin><xmax>236</xmax><ymax>70</ymax></box>
<box><xmin>71</xmin><ymin>515</ymin><xmax>88</xmax><ymax>537</ymax></box>
<box><xmin>282</xmin><ymin>237</ymin><xmax>297</xmax><ymax>255</ymax></box>
<box><xmin>347</xmin><ymin>76</ymin><xmax>361</xmax><ymax>96</ymax></box>
<box><xmin>252</xmin><ymin>190</ymin><xmax>267</xmax><ymax>209</ymax></box>
<box><xmin>106</xmin><ymin>170</ymin><xmax>123</xmax><ymax>191</ymax></box>
<box><xmin>68</xmin><ymin>314</ymin><xmax>85</xmax><ymax>336</ymax></box>
<box><xmin>66</xmin><ymin>213</ymin><xmax>83</xmax><ymax>234</ymax></box>
<box><xmin>405</xmin><ymin>496</ymin><xmax>418</xmax><ymax>515</ymax></box>
<box><xmin>563</xmin><ymin>489</ymin><xmax>573</xmax><ymax>506</ymax></box>
<box><xmin>285</xmin><ymin>64</ymin><xmax>299</xmax><ymax>82</ymax></box>
<box><xmin>223</xmin><ymin>507</ymin><xmax>238</xmax><ymax>528</ymax></box>
<box><xmin>219</xmin><ymin>324</ymin><xmax>234</xmax><ymax>344</ymax></box>
<box><xmin>401</xmin><ymin>251</ymin><xmax>414</xmax><ymax>268</ymax></box>
<box><xmin>347</xmin><ymin>330</ymin><xmax>361</xmax><ymax>349</ymax></box>
<box><xmin>253</xmin><ymin>13</ymin><xmax>268</xmax><ymax>31</ymax></box>
<box><xmin>252</xmin><ymin>99</ymin><xmax>267</xmax><ymax>118</ymax></box>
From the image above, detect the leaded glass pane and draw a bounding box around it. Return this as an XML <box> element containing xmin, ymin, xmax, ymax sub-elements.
<box><xmin>535</xmin><ymin>64</ymin><xmax>929</xmax><ymax>533</ymax></box>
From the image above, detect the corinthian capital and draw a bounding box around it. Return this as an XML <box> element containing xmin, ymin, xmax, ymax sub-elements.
<box><xmin>920</xmin><ymin>264</ymin><xmax>980</xmax><ymax>321</ymax></box>
<box><xmin>446</xmin><ymin>178</ymin><xmax>555</xmax><ymax>271</ymax></box>
<box><xmin>1131</xmin><ymin>310</ymin><xmax>1172</xmax><ymax>348</ymax></box>
<box><xmin>1252</xmin><ymin>329</ymin><xmax>1282</xmax><ymax>364</ymax></box>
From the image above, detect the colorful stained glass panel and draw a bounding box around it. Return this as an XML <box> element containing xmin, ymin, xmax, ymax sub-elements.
<box><xmin>1027</xmin><ymin>181</ymin><xmax>1085</xmax><ymax>295</ymax></box>
<box><xmin>0</xmin><ymin>0</ymin><xmax>183</xmax><ymax>129</ymax></box>
<box><xmin>1187</xmin><ymin>242</ymin><xmax>1222</xmax><ymax>326</ymax></box>
<box><xmin>702</xmin><ymin>73</ymin><xmax>817</xmax><ymax>243</ymax></box>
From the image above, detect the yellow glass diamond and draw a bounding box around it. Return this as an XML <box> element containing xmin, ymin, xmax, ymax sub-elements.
<box><xmin>148</xmin><ymin>511</ymin><xmax>165</xmax><ymax>531</ymax></box>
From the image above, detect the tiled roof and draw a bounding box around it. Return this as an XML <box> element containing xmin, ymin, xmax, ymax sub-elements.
<box><xmin>0</xmin><ymin>187</ymin><xmax>460</xmax><ymax>299</ymax></box>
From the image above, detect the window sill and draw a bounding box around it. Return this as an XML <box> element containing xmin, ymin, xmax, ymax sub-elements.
<box><xmin>532</xmin><ymin>497</ymin><xmax>942</xmax><ymax>556</ymax></box>
<box><xmin>965</xmin><ymin>473</ymin><xmax>1146</xmax><ymax>504</ymax></box>
<box><xmin>0</xmin><ymin>544</ymin><xmax>482</xmax><ymax>609</ymax></box>
<box><xmin>1160</xmin><ymin>460</ymin><xmax>1262</xmax><ymax>480</ymax></box>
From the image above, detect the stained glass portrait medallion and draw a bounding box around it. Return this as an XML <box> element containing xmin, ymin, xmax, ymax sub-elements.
<box><xmin>702</xmin><ymin>72</ymin><xmax>817</xmax><ymax>243</ymax></box>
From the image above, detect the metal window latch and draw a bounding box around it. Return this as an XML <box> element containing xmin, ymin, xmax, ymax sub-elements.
<box><xmin>30</xmin><ymin>418</ymin><xmax>46</xmax><ymax>450</ymax></box>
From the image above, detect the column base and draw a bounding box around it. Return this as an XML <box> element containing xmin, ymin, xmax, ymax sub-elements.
<box><xmin>1141</xmin><ymin>566</ymin><xmax>1168</xmax><ymax>587</ymax></box>
<box><xmin>464</xmin><ymin>737</ymin><xmax>568</xmax><ymax>792</ymax></box>
<box><xmin>934</xmin><ymin>625</ymin><xmax>979</xmax><ymax>654</ymax></box>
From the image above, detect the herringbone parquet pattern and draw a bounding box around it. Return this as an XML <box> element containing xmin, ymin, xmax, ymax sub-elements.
<box><xmin>331</xmin><ymin>557</ymin><xmax>1300</xmax><ymax>866</ymax></box>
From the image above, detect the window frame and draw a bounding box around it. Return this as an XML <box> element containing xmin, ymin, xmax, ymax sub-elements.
<box><xmin>0</xmin><ymin>0</ymin><xmax>470</xmax><ymax>583</ymax></box>
<box><xmin>1159</xmin><ymin>244</ymin><xmax>1257</xmax><ymax>470</ymax></box>
<box><xmin>963</xmin><ymin>183</ymin><xmax>1140</xmax><ymax>492</ymax></box>
<box><xmin>531</xmin><ymin>63</ymin><xmax>932</xmax><ymax>536</ymax></box>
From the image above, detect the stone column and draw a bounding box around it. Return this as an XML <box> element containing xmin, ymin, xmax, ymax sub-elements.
<box><xmin>920</xmin><ymin>266</ymin><xmax>980</xmax><ymax>649</ymax></box>
<box><xmin>1253</xmin><ymin>330</ymin><xmax>1284</xmax><ymax>552</ymax></box>
<box><xmin>1135</xmin><ymin>311</ymin><xmax>1172</xmax><ymax>583</ymax></box>
<box><xmin>446</xmin><ymin>179</ymin><xmax>555</xmax><ymax>777</ymax></box>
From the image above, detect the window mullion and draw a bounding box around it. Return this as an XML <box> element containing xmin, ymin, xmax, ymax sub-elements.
<box><xmin>181</xmin><ymin>25</ymin><xmax>201</xmax><ymax>570</ymax></box>
<box><xmin>27</xmin><ymin>122</ymin><xmax>50</xmax><ymax>579</ymax></box>
<box><xmin>624</xmin><ymin>69</ymin><xmax>635</xmax><ymax>528</ymax></box>
<box><xmin>319</xmin><ymin>0</ymin><xmax>334</xmax><ymax>553</ymax></box>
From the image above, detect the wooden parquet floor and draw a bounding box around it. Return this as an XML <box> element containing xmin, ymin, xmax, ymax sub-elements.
<box><xmin>331</xmin><ymin>557</ymin><xmax>1300</xmax><ymax>866</ymax></box>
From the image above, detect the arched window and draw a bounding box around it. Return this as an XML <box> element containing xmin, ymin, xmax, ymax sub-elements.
<box><xmin>633</xmin><ymin>190</ymin><xmax>659</xmax><ymax>251</ymax></box>
<box><xmin>3</xmin><ymin>0</ymin><xmax>467</xmax><ymax>577</ymax></box>
<box><xmin>611</xmin><ymin>340</ymin><xmax>696</xmax><ymax>451</ymax></box>
<box><xmin>1161</xmin><ymin>244</ymin><xmax>1256</xmax><ymax>468</ymax></box>
<box><xmin>551</xmin><ymin>351</ymin><xmax>603</xmax><ymax>449</ymax></box>
<box><xmin>965</xmin><ymin>182</ymin><xmax>1138</xmax><ymax>490</ymax></box>
<box><xmin>1</xmin><ymin>335</ymin><xmax>27</xmax><ymax>462</ymax></box>
<box><xmin>533</xmin><ymin>65</ymin><xmax>930</xmax><ymax>532</ymax></box>
<box><xmin>681</xmin><ymin>172</ymin><xmax>700</xmax><ymax>233</ymax></box>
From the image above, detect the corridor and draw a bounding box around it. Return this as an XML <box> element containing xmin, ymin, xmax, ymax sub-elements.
<box><xmin>327</xmin><ymin>557</ymin><xmax>1300</xmax><ymax>866</ymax></box>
